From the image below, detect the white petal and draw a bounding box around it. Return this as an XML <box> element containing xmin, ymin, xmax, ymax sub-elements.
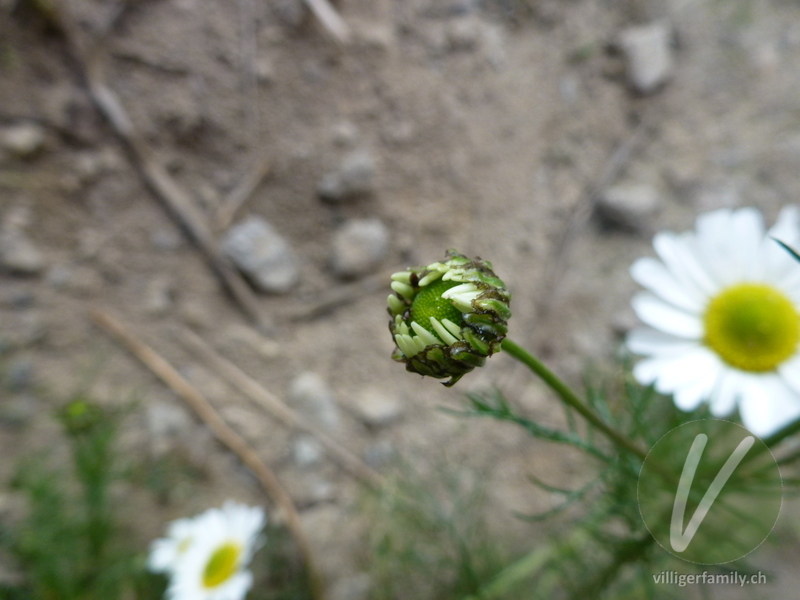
<box><xmin>738</xmin><ymin>374</ymin><xmax>800</xmax><ymax>438</ymax></box>
<box><xmin>673</xmin><ymin>365</ymin><xmax>719</xmax><ymax>412</ymax></box>
<box><xmin>778</xmin><ymin>353</ymin><xmax>800</xmax><ymax>394</ymax></box>
<box><xmin>653</xmin><ymin>232</ymin><xmax>719</xmax><ymax>298</ymax></box>
<box><xmin>764</xmin><ymin>205</ymin><xmax>800</xmax><ymax>287</ymax></box>
<box><xmin>431</xmin><ymin>317</ymin><xmax>458</xmax><ymax>345</ymax></box>
<box><xmin>632</xmin><ymin>347</ymin><xmax>719</xmax><ymax>394</ymax></box>
<box><xmin>631</xmin><ymin>292</ymin><xmax>704</xmax><ymax>339</ymax></box>
<box><xmin>630</xmin><ymin>257</ymin><xmax>706</xmax><ymax>312</ymax></box>
<box><xmin>411</xmin><ymin>321</ymin><xmax>440</xmax><ymax>346</ymax></box>
<box><xmin>729</xmin><ymin>207</ymin><xmax>765</xmax><ymax>281</ymax></box>
<box><xmin>626</xmin><ymin>327</ymin><xmax>701</xmax><ymax>357</ymax></box>
<box><xmin>694</xmin><ymin>209</ymin><xmax>740</xmax><ymax>287</ymax></box>
<box><xmin>708</xmin><ymin>368</ymin><xmax>743</xmax><ymax>417</ymax></box>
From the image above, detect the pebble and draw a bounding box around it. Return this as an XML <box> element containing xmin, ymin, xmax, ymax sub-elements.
<box><xmin>595</xmin><ymin>183</ymin><xmax>660</xmax><ymax>233</ymax></box>
<box><xmin>0</xmin><ymin>229</ymin><xmax>45</xmax><ymax>275</ymax></box>
<box><xmin>364</xmin><ymin>439</ymin><xmax>395</xmax><ymax>468</ymax></box>
<box><xmin>146</xmin><ymin>400</ymin><xmax>194</xmax><ymax>458</ymax></box>
<box><xmin>350</xmin><ymin>387</ymin><xmax>403</xmax><ymax>428</ymax></box>
<box><xmin>317</xmin><ymin>151</ymin><xmax>377</xmax><ymax>202</ymax></box>
<box><xmin>0</xmin><ymin>287</ymin><xmax>34</xmax><ymax>309</ymax></box>
<box><xmin>331</xmin><ymin>121</ymin><xmax>360</xmax><ymax>148</ymax></box>
<box><xmin>1</xmin><ymin>123</ymin><xmax>46</xmax><ymax>158</ymax></box>
<box><xmin>292</xmin><ymin>435</ymin><xmax>324</xmax><ymax>467</ymax></box>
<box><xmin>330</xmin><ymin>573</ymin><xmax>373</xmax><ymax>600</ymax></box>
<box><xmin>288</xmin><ymin>372</ymin><xmax>340</xmax><ymax>431</ymax></box>
<box><xmin>221</xmin><ymin>216</ymin><xmax>299</xmax><ymax>294</ymax></box>
<box><xmin>618</xmin><ymin>21</ymin><xmax>674</xmax><ymax>94</ymax></box>
<box><xmin>331</xmin><ymin>218</ymin><xmax>389</xmax><ymax>278</ymax></box>
<box><xmin>151</xmin><ymin>228</ymin><xmax>183</xmax><ymax>251</ymax></box>
<box><xmin>144</xmin><ymin>277</ymin><xmax>174</xmax><ymax>315</ymax></box>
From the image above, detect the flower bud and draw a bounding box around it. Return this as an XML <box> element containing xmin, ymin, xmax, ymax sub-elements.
<box><xmin>387</xmin><ymin>250</ymin><xmax>511</xmax><ymax>386</ymax></box>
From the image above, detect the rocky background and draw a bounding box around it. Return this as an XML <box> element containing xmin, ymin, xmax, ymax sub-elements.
<box><xmin>2</xmin><ymin>0</ymin><xmax>800</xmax><ymax>597</ymax></box>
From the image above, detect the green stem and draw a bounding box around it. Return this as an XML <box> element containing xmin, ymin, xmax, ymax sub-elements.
<box><xmin>501</xmin><ymin>338</ymin><xmax>648</xmax><ymax>462</ymax></box>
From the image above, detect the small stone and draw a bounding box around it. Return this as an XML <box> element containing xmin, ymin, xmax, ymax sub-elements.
<box><xmin>351</xmin><ymin>21</ymin><xmax>394</xmax><ymax>52</ymax></box>
<box><xmin>292</xmin><ymin>435</ymin><xmax>324</xmax><ymax>467</ymax></box>
<box><xmin>146</xmin><ymin>401</ymin><xmax>194</xmax><ymax>458</ymax></box>
<box><xmin>0</xmin><ymin>229</ymin><xmax>45</xmax><ymax>275</ymax></box>
<box><xmin>595</xmin><ymin>183</ymin><xmax>660</xmax><ymax>232</ymax></box>
<box><xmin>151</xmin><ymin>228</ymin><xmax>183</xmax><ymax>251</ymax></box>
<box><xmin>350</xmin><ymin>387</ymin><xmax>403</xmax><ymax>428</ymax></box>
<box><xmin>331</xmin><ymin>121</ymin><xmax>360</xmax><ymax>148</ymax></box>
<box><xmin>180</xmin><ymin>300</ymin><xmax>212</xmax><ymax>329</ymax></box>
<box><xmin>318</xmin><ymin>151</ymin><xmax>377</xmax><ymax>202</ymax></box>
<box><xmin>559</xmin><ymin>74</ymin><xmax>580</xmax><ymax>104</ymax></box>
<box><xmin>144</xmin><ymin>277</ymin><xmax>173</xmax><ymax>316</ymax></box>
<box><xmin>288</xmin><ymin>372</ymin><xmax>339</xmax><ymax>431</ymax></box>
<box><xmin>255</xmin><ymin>57</ymin><xmax>276</xmax><ymax>84</ymax></box>
<box><xmin>221</xmin><ymin>216</ymin><xmax>299</xmax><ymax>294</ymax></box>
<box><xmin>381</xmin><ymin>120</ymin><xmax>415</xmax><ymax>146</ymax></box>
<box><xmin>1</xmin><ymin>123</ymin><xmax>46</xmax><ymax>158</ymax></box>
<box><xmin>331</xmin><ymin>218</ymin><xmax>389</xmax><ymax>278</ymax></box>
<box><xmin>446</xmin><ymin>17</ymin><xmax>482</xmax><ymax>52</ymax></box>
<box><xmin>363</xmin><ymin>439</ymin><xmax>395</xmax><ymax>468</ymax></box>
<box><xmin>618</xmin><ymin>21</ymin><xmax>674</xmax><ymax>94</ymax></box>
<box><xmin>330</xmin><ymin>573</ymin><xmax>373</xmax><ymax>600</ymax></box>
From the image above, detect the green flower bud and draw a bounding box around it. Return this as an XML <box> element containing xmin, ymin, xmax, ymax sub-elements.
<box><xmin>387</xmin><ymin>250</ymin><xmax>511</xmax><ymax>386</ymax></box>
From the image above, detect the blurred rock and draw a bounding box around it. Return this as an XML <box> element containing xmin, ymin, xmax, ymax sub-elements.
<box><xmin>1</xmin><ymin>123</ymin><xmax>45</xmax><ymax>159</ymax></box>
<box><xmin>446</xmin><ymin>17</ymin><xmax>482</xmax><ymax>51</ymax></box>
<box><xmin>144</xmin><ymin>276</ymin><xmax>174</xmax><ymax>315</ymax></box>
<box><xmin>364</xmin><ymin>439</ymin><xmax>395</xmax><ymax>468</ymax></box>
<box><xmin>288</xmin><ymin>372</ymin><xmax>340</xmax><ymax>431</ymax></box>
<box><xmin>330</xmin><ymin>573</ymin><xmax>373</xmax><ymax>600</ymax></box>
<box><xmin>255</xmin><ymin>57</ymin><xmax>275</xmax><ymax>84</ymax></box>
<box><xmin>146</xmin><ymin>400</ymin><xmax>193</xmax><ymax>457</ymax></box>
<box><xmin>0</xmin><ymin>229</ymin><xmax>45</xmax><ymax>275</ymax></box>
<box><xmin>151</xmin><ymin>227</ymin><xmax>183</xmax><ymax>251</ymax></box>
<box><xmin>292</xmin><ymin>434</ymin><xmax>324</xmax><ymax>467</ymax></box>
<box><xmin>618</xmin><ymin>21</ymin><xmax>673</xmax><ymax>94</ymax></box>
<box><xmin>331</xmin><ymin>218</ymin><xmax>389</xmax><ymax>278</ymax></box>
<box><xmin>350</xmin><ymin>387</ymin><xmax>403</xmax><ymax>428</ymax></box>
<box><xmin>318</xmin><ymin>151</ymin><xmax>377</xmax><ymax>202</ymax></box>
<box><xmin>221</xmin><ymin>216</ymin><xmax>299</xmax><ymax>293</ymax></box>
<box><xmin>595</xmin><ymin>183</ymin><xmax>660</xmax><ymax>232</ymax></box>
<box><xmin>272</xmin><ymin>0</ymin><xmax>307</xmax><ymax>28</ymax></box>
<box><xmin>0</xmin><ymin>311</ymin><xmax>46</xmax><ymax>349</ymax></box>
<box><xmin>180</xmin><ymin>299</ymin><xmax>213</xmax><ymax>329</ymax></box>
<box><xmin>331</xmin><ymin>121</ymin><xmax>360</xmax><ymax>148</ymax></box>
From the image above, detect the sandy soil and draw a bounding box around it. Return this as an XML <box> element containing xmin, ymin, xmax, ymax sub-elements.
<box><xmin>2</xmin><ymin>0</ymin><xmax>800</xmax><ymax>596</ymax></box>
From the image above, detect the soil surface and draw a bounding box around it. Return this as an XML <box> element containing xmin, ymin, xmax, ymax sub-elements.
<box><xmin>1</xmin><ymin>0</ymin><xmax>800</xmax><ymax>597</ymax></box>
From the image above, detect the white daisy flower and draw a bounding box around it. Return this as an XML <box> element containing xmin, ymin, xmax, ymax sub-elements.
<box><xmin>150</xmin><ymin>502</ymin><xmax>266</xmax><ymax>600</ymax></box>
<box><xmin>148</xmin><ymin>516</ymin><xmax>196</xmax><ymax>573</ymax></box>
<box><xmin>627</xmin><ymin>206</ymin><xmax>800</xmax><ymax>437</ymax></box>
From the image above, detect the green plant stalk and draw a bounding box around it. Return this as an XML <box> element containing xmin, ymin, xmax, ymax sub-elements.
<box><xmin>461</xmin><ymin>529</ymin><xmax>592</xmax><ymax>600</ymax></box>
<box><xmin>501</xmin><ymin>339</ymin><xmax>648</xmax><ymax>462</ymax></box>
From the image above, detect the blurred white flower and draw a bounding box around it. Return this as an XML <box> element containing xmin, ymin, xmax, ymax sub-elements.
<box><xmin>149</xmin><ymin>502</ymin><xmax>266</xmax><ymax>600</ymax></box>
<box><xmin>627</xmin><ymin>206</ymin><xmax>800</xmax><ymax>437</ymax></box>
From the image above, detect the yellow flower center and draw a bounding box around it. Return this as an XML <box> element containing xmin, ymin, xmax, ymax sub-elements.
<box><xmin>704</xmin><ymin>283</ymin><xmax>800</xmax><ymax>372</ymax></box>
<box><xmin>202</xmin><ymin>542</ymin><xmax>242</xmax><ymax>589</ymax></box>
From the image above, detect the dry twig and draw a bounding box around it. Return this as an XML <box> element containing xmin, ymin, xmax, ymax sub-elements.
<box><xmin>90</xmin><ymin>309</ymin><xmax>328</xmax><ymax>600</ymax></box>
<box><xmin>215</xmin><ymin>155</ymin><xmax>272</xmax><ymax>231</ymax></box>
<box><xmin>303</xmin><ymin>0</ymin><xmax>351</xmax><ymax>45</ymax></box>
<box><xmin>177</xmin><ymin>326</ymin><xmax>385</xmax><ymax>489</ymax></box>
<box><xmin>34</xmin><ymin>2</ymin><xmax>267</xmax><ymax>329</ymax></box>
